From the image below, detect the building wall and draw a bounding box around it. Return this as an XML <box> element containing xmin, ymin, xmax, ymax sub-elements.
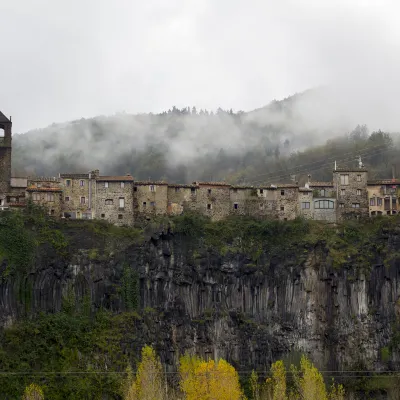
<box><xmin>277</xmin><ymin>187</ymin><xmax>299</xmax><ymax>221</ymax></box>
<box><xmin>0</xmin><ymin>121</ymin><xmax>12</xmax><ymax>200</ymax></box>
<box><xmin>367</xmin><ymin>184</ymin><xmax>400</xmax><ymax>216</ymax></box>
<box><xmin>196</xmin><ymin>184</ymin><xmax>231</xmax><ymax>221</ymax></box>
<box><xmin>334</xmin><ymin>170</ymin><xmax>369</xmax><ymax>220</ymax></box>
<box><xmin>133</xmin><ymin>183</ymin><xmax>169</xmax><ymax>220</ymax></box>
<box><xmin>60</xmin><ymin>174</ymin><xmax>93</xmax><ymax>219</ymax></box>
<box><xmin>298</xmin><ymin>191</ymin><xmax>313</xmax><ymax>219</ymax></box>
<box><xmin>312</xmin><ymin>197</ymin><xmax>337</xmax><ymax>222</ymax></box>
<box><xmin>95</xmin><ymin>180</ymin><xmax>134</xmax><ymax>226</ymax></box>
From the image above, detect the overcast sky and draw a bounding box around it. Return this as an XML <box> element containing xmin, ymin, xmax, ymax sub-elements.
<box><xmin>0</xmin><ymin>0</ymin><xmax>399</xmax><ymax>133</ymax></box>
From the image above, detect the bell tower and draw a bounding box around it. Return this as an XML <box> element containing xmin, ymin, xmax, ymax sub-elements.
<box><xmin>0</xmin><ymin>111</ymin><xmax>12</xmax><ymax>201</ymax></box>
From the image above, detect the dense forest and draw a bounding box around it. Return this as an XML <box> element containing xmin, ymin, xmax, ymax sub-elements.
<box><xmin>12</xmin><ymin>88</ymin><xmax>400</xmax><ymax>185</ymax></box>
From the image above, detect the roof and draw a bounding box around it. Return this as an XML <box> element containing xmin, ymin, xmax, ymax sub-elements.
<box><xmin>168</xmin><ymin>183</ymin><xmax>199</xmax><ymax>188</ymax></box>
<box><xmin>0</xmin><ymin>111</ymin><xmax>10</xmax><ymax>124</ymax></box>
<box><xmin>309</xmin><ymin>181</ymin><xmax>334</xmax><ymax>187</ymax></box>
<box><xmin>26</xmin><ymin>186</ymin><xmax>62</xmax><ymax>192</ymax></box>
<box><xmin>60</xmin><ymin>173</ymin><xmax>90</xmax><ymax>179</ymax></box>
<box><xmin>334</xmin><ymin>168</ymin><xmax>368</xmax><ymax>172</ymax></box>
<box><xmin>299</xmin><ymin>188</ymin><xmax>313</xmax><ymax>192</ymax></box>
<box><xmin>133</xmin><ymin>180</ymin><xmax>168</xmax><ymax>185</ymax></box>
<box><xmin>97</xmin><ymin>175</ymin><xmax>134</xmax><ymax>182</ymax></box>
<box><xmin>275</xmin><ymin>184</ymin><xmax>299</xmax><ymax>188</ymax></box>
<box><xmin>367</xmin><ymin>179</ymin><xmax>400</xmax><ymax>185</ymax></box>
<box><xmin>8</xmin><ymin>203</ymin><xmax>25</xmax><ymax>208</ymax></box>
<box><xmin>197</xmin><ymin>182</ymin><xmax>231</xmax><ymax>187</ymax></box>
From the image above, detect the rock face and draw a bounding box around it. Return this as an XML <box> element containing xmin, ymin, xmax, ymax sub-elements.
<box><xmin>1</xmin><ymin>227</ymin><xmax>400</xmax><ymax>375</ymax></box>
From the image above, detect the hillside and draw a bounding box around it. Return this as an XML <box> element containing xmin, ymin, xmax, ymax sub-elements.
<box><xmin>12</xmin><ymin>88</ymin><xmax>400</xmax><ymax>184</ymax></box>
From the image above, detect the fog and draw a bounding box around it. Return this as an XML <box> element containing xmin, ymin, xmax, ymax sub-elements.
<box><xmin>1</xmin><ymin>1</ymin><xmax>400</xmax><ymax>181</ymax></box>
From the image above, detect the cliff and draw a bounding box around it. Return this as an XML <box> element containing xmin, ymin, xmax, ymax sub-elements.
<box><xmin>1</xmin><ymin>211</ymin><xmax>400</xmax><ymax>397</ymax></box>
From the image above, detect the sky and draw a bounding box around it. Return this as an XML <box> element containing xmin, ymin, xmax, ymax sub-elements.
<box><xmin>0</xmin><ymin>0</ymin><xmax>400</xmax><ymax>133</ymax></box>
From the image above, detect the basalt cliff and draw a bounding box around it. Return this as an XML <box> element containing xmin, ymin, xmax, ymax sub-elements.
<box><xmin>1</xmin><ymin>213</ymin><xmax>400</xmax><ymax>397</ymax></box>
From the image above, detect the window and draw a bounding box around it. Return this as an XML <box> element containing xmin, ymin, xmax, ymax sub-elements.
<box><xmin>101</xmin><ymin>214</ymin><xmax>105</xmax><ymax>218</ymax></box>
<box><xmin>80</xmin><ymin>197</ymin><xmax>86</xmax><ymax>204</ymax></box>
<box><xmin>9</xmin><ymin>197</ymin><xmax>16</xmax><ymax>203</ymax></box>
<box><xmin>260</xmin><ymin>189</ymin><xmax>264</xmax><ymax>195</ymax></box>
<box><xmin>121</xmin><ymin>182</ymin><xmax>124</xmax><ymax>189</ymax></box>
<box><xmin>150</xmin><ymin>201</ymin><xmax>156</xmax><ymax>207</ymax></box>
<box><xmin>377</xmin><ymin>197</ymin><xmax>382</xmax><ymax>206</ymax></box>
<box><xmin>65</xmin><ymin>196</ymin><xmax>70</xmax><ymax>202</ymax></box>
<box><xmin>370</xmin><ymin>198</ymin><xmax>376</xmax><ymax>206</ymax></box>
<box><xmin>32</xmin><ymin>193</ymin><xmax>40</xmax><ymax>201</ymax></box>
<box><xmin>66</xmin><ymin>179</ymin><xmax>71</xmax><ymax>187</ymax></box>
<box><xmin>301</xmin><ymin>202</ymin><xmax>310</xmax><ymax>209</ymax></box>
<box><xmin>175</xmin><ymin>187</ymin><xmax>180</xmax><ymax>193</ymax></box>
<box><xmin>207</xmin><ymin>204</ymin><xmax>212</xmax><ymax>210</ymax></box>
<box><xmin>340</xmin><ymin>174</ymin><xmax>349</xmax><ymax>185</ymax></box>
<box><xmin>119</xmin><ymin>198</ymin><xmax>125</xmax><ymax>209</ymax></box>
<box><xmin>234</xmin><ymin>203</ymin><xmax>238</xmax><ymax>209</ymax></box>
<box><xmin>339</xmin><ymin>203</ymin><xmax>345</xmax><ymax>208</ymax></box>
<box><xmin>320</xmin><ymin>189</ymin><xmax>325</xmax><ymax>197</ymax></box>
<box><xmin>46</xmin><ymin>193</ymin><xmax>55</xmax><ymax>202</ymax></box>
<box><xmin>80</xmin><ymin>180</ymin><xmax>85</xmax><ymax>187</ymax></box>
<box><xmin>50</xmin><ymin>209</ymin><xmax>55</xmax><ymax>216</ymax></box>
<box><xmin>191</xmin><ymin>188</ymin><xmax>196</xmax><ymax>194</ymax></box>
<box><xmin>281</xmin><ymin>190</ymin><xmax>285</xmax><ymax>196</ymax></box>
<box><xmin>208</xmin><ymin>189</ymin><xmax>212</xmax><ymax>194</ymax></box>
<box><xmin>105</xmin><ymin>199</ymin><xmax>113</xmax><ymax>205</ymax></box>
<box><xmin>233</xmin><ymin>188</ymin><xmax>238</xmax><ymax>193</ymax></box>
<box><xmin>393</xmin><ymin>198</ymin><xmax>397</xmax><ymax>205</ymax></box>
<box><xmin>341</xmin><ymin>189</ymin><xmax>345</xmax><ymax>195</ymax></box>
<box><xmin>314</xmin><ymin>200</ymin><xmax>334</xmax><ymax>209</ymax></box>
<box><xmin>280</xmin><ymin>206</ymin><xmax>284</xmax><ymax>211</ymax></box>
<box><xmin>143</xmin><ymin>202</ymin><xmax>147</xmax><ymax>207</ymax></box>
<box><xmin>357</xmin><ymin>189</ymin><xmax>361</xmax><ymax>195</ymax></box>
<box><xmin>352</xmin><ymin>203</ymin><xmax>360</xmax><ymax>208</ymax></box>
<box><xmin>104</xmin><ymin>182</ymin><xmax>109</xmax><ymax>188</ymax></box>
<box><xmin>357</xmin><ymin>174</ymin><xmax>361</xmax><ymax>182</ymax></box>
<box><xmin>118</xmin><ymin>214</ymin><xmax>123</xmax><ymax>220</ymax></box>
<box><xmin>149</xmin><ymin>185</ymin><xmax>155</xmax><ymax>192</ymax></box>
<box><xmin>134</xmin><ymin>186</ymin><xmax>137</xmax><ymax>192</ymax></box>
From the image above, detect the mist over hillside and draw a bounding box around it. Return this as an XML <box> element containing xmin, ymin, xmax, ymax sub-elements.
<box><xmin>12</xmin><ymin>88</ymin><xmax>400</xmax><ymax>184</ymax></box>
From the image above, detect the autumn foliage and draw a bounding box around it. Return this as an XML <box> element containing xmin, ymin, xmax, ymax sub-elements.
<box><xmin>22</xmin><ymin>383</ymin><xmax>44</xmax><ymax>400</ymax></box>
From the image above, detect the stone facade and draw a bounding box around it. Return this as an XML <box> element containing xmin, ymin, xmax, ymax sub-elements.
<box><xmin>133</xmin><ymin>181</ymin><xmax>169</xmax><ymax>221</ymax></box>
<box><xmin>196</xmin><ymin>183</ymin><xmax>231</xmax><ymax>221</ymax></box>
<box><xmin>333</xmin><ymin>169</ymin><xmax>369</xmax><ymax>220</ymax></box>
<box><xmin>0</xmin><ymin>112</ymin><xmax>12</xmax><ymax>207</ymax></box>
<box><xmin>27</xmin><ymin>178</ymin><xmax>63</xmax><ymax>217</ymax></box>
<box><xmin>95</xmin><ymin>175</ymin><xmax>134</xmax><ymax>226</ymax></box>
<box><xmin>276</xmin><ymin>185</ymin><xmax>299</xmax><ymax>221</ymax></box>
<box><xmin>367</xmin><ymin>179</ymin><xmax>400</xmax><ymax>216</ymax></box>
<box><xmin>308</xmin><ymin>182</ymin><xmax>336</xmax><ymax>222</ymax></box>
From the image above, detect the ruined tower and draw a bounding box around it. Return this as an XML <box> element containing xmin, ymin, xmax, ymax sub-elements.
<box><xmin>0</xmin><ymin>111</ymin><xmax>12</xmax><ymax>203</ymax></box>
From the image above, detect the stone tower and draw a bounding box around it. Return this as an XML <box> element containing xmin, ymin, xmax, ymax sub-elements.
<box><xmin>0</xmin><ymin>111</ymin><xmax>12</xmax><ymax>201</ymax></box>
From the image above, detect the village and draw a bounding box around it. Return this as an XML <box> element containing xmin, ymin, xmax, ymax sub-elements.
<box><xmin>1</xmin><ymin>110</ymin><xmax>399</xmax><ymax>225</ymax></box>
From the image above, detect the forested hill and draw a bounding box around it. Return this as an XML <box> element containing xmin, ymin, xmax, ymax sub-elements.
<box><xmin>12</xmin><ymin>88</ymin><xmax>400</xmax><ymax>184</ymax></box>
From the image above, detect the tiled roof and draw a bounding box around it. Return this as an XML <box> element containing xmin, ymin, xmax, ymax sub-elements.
<box><xmin>26</xmin><ymin>186</ymin><xmax>62</xmax><ymax>192</ymax></box>
<box><xmin>367</xmin><ymin>179</ymin><xmax>400</xmax><ymax>185</ymax></box>
<box><xmin>168</xmin><ymin>183</ymin><xmax>199</xmax><ymax>188</ymax></box>
<box><xmin>334</xmin><ymin>167</ymin><xmax>368</xmax><ymax>172</ymax></box>
<box><xmin>133</xmin><ymin>180</ymin><xmax>168</xmax><ymax>185</ymax></box>
<box><xmin>197</xmin><ymin>182</ymin><xmax>231</xmax><ymax>187</ymax></box>
<box><xmin>0</xmin><ymin>111</ymin><xmax>10</xmax><ymax>123</ymax></box>
<box><xmin>275</xmin><ymin>183</ymin><xmax>299</xmax><ymax>188</ymax></box>
<box><xmin>299</xmin><ymin>188</ymin><xmax>313</xmax><ymax>192</ymax></box>
<box><xmin>309</xmin><ymin>181</ymin><xmax>334</xmax><ymax>187</ymax></box>
<box><xmin>97</xmin><ymin>175</ymin><xmax>134</xmax><ymax>182</ymax></box>
<box><xmin>60</xmin><ymin>173</ymin><xmax>90</xmax><ymax>179</ymax></box>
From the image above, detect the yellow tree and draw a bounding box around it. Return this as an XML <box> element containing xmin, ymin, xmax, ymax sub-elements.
<box><xmin>291</xmin><ymin>356</ymin><xmax>327</xmax><ymax>400</ymax></box>
<box><xmin>22</xmin><ymin>383</ymin><xmax>44</xmax><ymax>400</ymax></box>
<box><xmin>249</xmin><ymin>370</ymin><xmax>260</xmax><ymax>400</ymax></box>
<box><xmin>125</xmin><ymin>345</ymin><xmax>166</xmax><ymax>400</ymax></box>
<box><xmin>179</xmin><ymin>354</ymin><xmax>245</xmax><ymax>400</ymax></box>
<box><xmin>271</xmin><ymin>360</ymin><xmax>287</xmax><ymax>400</ymax></box>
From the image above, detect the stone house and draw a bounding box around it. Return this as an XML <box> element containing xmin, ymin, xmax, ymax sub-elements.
<box><xmin>26</xmin><ymin>178</ymin><xmax>63</xmax><ymax>217</ymax></box>
<box><xmin>276</xmin><ymin>184</ymin><xmax>299</xmax><ymax>221</ymax></box>
<box><xmin>367</xmin><ymin>179</ymin><xmax>400</xmax><ymax>216</ymax></box>
<box><xmin>167</xmin><ymin>183</ymin><xmax>199</xmax><ymax>215</ymax></box>
<box><xmin>298</xmin><ymin>188</ymin><xmax>313</xmax><ymax>219</ymax></box>
<box><xmin>132</xmin><ymin>181</ymin><xmax>169</xmax><ymax>221</ymax></box>
<box><xmin>308</xmin><ymin>181</ymin><xmax>336</xmax><ymax>222</ymax></box>
<box><xmin>59</xmin><ymin>172</ymin><xmax>97</xmax><ymax>219</ymax></box>
<box><xmin>333</xmin><ymin>168</ymin><xmax>369</xmax><ymax>220</ymax></box>
<box><xmin>95</xmin><ymin>174</ymin><xmax>134</xmax><ymax>225</ymax></box>
<box><xmin>196</xmin><ymin>182</ymin><xmax>231</xmax><ymax>221</ymax></box>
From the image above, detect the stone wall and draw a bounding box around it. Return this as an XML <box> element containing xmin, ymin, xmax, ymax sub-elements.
<box><xmin>196</xmin><ymin>183</ymin><xmax>231</xmax><ymax>221</ymax></box>
<box><xmin>167</xmin><ymin>184</ymin><xmax>198</xmax><ymax>215</ymax></box>
<box><xmin>298</xmin><ymin>190</ymin><xmax>313</xmax><ymax>219</ymax></box>
<box><xmin>133</xmin><ymin>182</ymin><xmax>169</xmax><ymax>221</ymax></box>
<box><xmin>334</xmin><ymin>169</ymin><xmax>369</xmax><ymax>220</ymax></box>
<box><xmin>277</xmin><ymin>186</ymin><xmax>299</xmax><ymax>221</ymax></box>
<box><xmin>60</xmin><ymin>174</ymin><xmax>93</xmax><ymax>219</ymax></box>
<box><xmin>27</xmin><ymin>188</ymin><xmax>63</xmax><ymax>217</ymax></box>
<box><xmin>95</xmin><ymin>178</ymin><xmax>134</xmax><ymax>226</ymax></box>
